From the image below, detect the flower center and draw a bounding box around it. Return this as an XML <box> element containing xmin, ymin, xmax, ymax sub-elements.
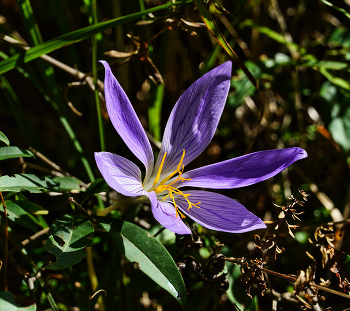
<box><xmin>150</xmin><ymin>149</ymin><xmax>201</xmax><ymax>219</ymax></box>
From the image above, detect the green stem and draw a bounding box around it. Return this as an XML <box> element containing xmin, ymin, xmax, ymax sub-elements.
<box><xmin>92</xmin><ymin>0</ymin><xmax>105</xmax><ymax>151</ymax></box>
<box><xmin>16</xmin><ymin>0</ymin><xmax>96</xmax><ymax>182</ymax></box>
<box><xmin>60</xmin><ymin>117</ymin><xmax>95</xmax><ymax>182</ymax></box>
<box><xmin>97</xmin><ymin>195</ymin><xmax>149</xmax><ymax>217</ymax></box>
<box><xmin>139</xmin><ymin>0</ymin><xmax>145</xmax><ymax>12</ymax></box>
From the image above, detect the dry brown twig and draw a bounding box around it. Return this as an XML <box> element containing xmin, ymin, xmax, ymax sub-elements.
<box><xmin>224</xmin><ymin>190</ymin><xmax>350</xmax><ymax>310</ymax></box>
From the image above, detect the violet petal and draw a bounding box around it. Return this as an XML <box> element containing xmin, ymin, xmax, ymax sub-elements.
<box><xmin>95</xmin><ymin>152</ymin><xmax>147</xmax><ymax>197</ymax></box>
<box><xmin>174</xmin><ymin>190</ymin><xmax>266</xmax><ymax>233</ymax></box>
<box><xmin>149</xmin><ymin>62</ymin><xmax>232</xmax><ymax>185</ymax></box>
<box><xmin>149</xmin><ymin>191</ymin><xmax>191</xmax><ymax>234</ymax></box>
<box><xmin>173</xmin><ymin>147</ymin><xmax>307</xmax><ymax>189</ymax></box>
<box><xmin>100</xmin><ymin>61</ymin><xmax>154</xmax><ymax>181</ymax></box>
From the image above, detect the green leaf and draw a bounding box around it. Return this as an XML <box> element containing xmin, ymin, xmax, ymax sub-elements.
<box><xmin>342</xmin><ymin>253</ymin><xmax>350</xmax><ymax>276</ymax></box>
<box><xmin>229</xmin><ymin>61</ymin><xmax>261</xmax><ymax>108</ymax></box>
<box><xmin>319</xmin><ymin>81</ymin><xmax>350</xmax><ymax>151</ymax></box>
<box><xmin>0</xmin><ymin>291</ymin><xmax>36</xmax><ymax>311</ymax></box>
<box><xmin>303</xmin><ymin>60</ymin><xmax>350</xmax><ymax>71</ymax></box>
<box><xmin>52</xmin><ymin>176</ymin><xmax>81</xmax><ymax>191</ymax></box>
<box><xmin>319</xmin><ymin>67</ymin><xmax>350</xmax><ymax>90</ymax></box>
<box><xmin>11</xmin><ymin>200</ymin><xmax>48</xmax><ymax>214</ymax></box>
<box><xmin>0</xmin><ymin>131</ymin><xmax>9</xmax><ymax>146</ymax></box>
<box><xmin>98</xmin><ymin>217</ymin><xmax>187</xmax><ymax>307</ymax></box>
<box><xmin>0</xmin><ymin>174</ymin><xmax>59</xmax><ymax>193</ymax></box>
<box><xmin>0</xmin><ymin>200</ymin><xmax>39</xmax><ymax>232</ymax></box>
<box><xmin>193</xmin><ymin>0</ymin><xmax>258</xmax><ymax>89</ymax></box>
<box><xmin>45</xmin><ymin>215</ymin><xmax>94</xmax><ymax>270</ymax></box>
<box><xmin>319</xmin><ymin>0</ymin><xmax>350</xmax><ymax>20</ymax></box>
<box><xmin>0</xmin><ymin>146</ymin><xmax>34</xmax><ymax>161</ymax></box>
<box><xmin>328</xmin><ymin>28</ymin><xmax>350</xmax><ymax>48</ymax></box>
<box><xmin>0</xmin><ymin>2</ymin><xmax>189</xmax><ymax>75</ymax></box>
<box><xmin>80</xmin><ymin>178</ymin><xmax>110</xmax><ymax>204</ymax></box>
<box><xmin>8</xmin><ymin>200</ymin><xmax>49</xmax><ymax>229</ymax></box>
<box><xmin>240</xmin><ymin>19</ymin><xmax>299</xmax><ymax>50</ymax></box>
<box><xmin>329</xmin><ymin>118</ymin><xmax>350</xmax><ymax>150</ymax></box>
<box><xmin>17</xmin><ymin>0</ymin><xmax>44</xmax><ymax>46</ymax></box>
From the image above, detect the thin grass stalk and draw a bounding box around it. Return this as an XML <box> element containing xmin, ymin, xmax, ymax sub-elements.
<box><xmin>149</xmin><ymin>85</ymin><xmax>164</xmax><ymax>141</ymax></box>
<box><xmin>16</xmin><ymin>0</ymin><xmax>96</xmax><ymax>182</ymax></box>
<box><xmin>139</xmin><ymin>0</ymin><xmax>145</xmax><ymax>12</ymax></box>
<box><xmin>0</xmin><ymin>1</ymin><xmax>193</xmax><ymax>75</ymax></box>
<box><xmin>92</xmin><ymin>0</ymin><xmax>105</xmax><ymax>152</ymax></box>
<box><xmin>148</xmin><ymin>29</ymin><xmax>167</xmax><ymax>141</ymax></box>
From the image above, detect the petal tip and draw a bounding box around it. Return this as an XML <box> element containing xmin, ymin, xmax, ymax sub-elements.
<box><xmin>242</xmin><ymin>216</ymin><xmax>266</xmax><ymax>232</ymax></box>
<box><xmin>256</xmin><ymin>221</ymin><xmax>267</xmax><ymax>230</ymax></box>
<box><xmin>293</xmin><ymin>147</ymin><xmax>308</xmax><ymax>160</ymax></box>
<box><xmin>176</xmin><ymin>226</ymin><xmax>192</xmax><ymax>235</ymax></box>
<box><xmin>94</xmin><ymin>151</ymin><xmax>101</xmax><ymax>163</ymax></box>
<box><xmin>94</xmin><ymin>151</ymin><xmax>104</xmax><ymax>162</ymax></box>
<box><xmin>99</xmin><ymin>60</ymin><xmax>111</xmax><ymax>75</ymax></box>
<box><xmin>222</xmin><ymin>60</ymin><xmax>232</xmax><ymax>70</ymax></box>
<box><xmin>216</xmin><ymin>61</ymin><xmax>232</xmax><ymax>78</ymax></box>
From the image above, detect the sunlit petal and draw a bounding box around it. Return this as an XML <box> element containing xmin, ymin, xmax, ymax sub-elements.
<box><xmin>173</xmin><ymin>148</ymin><xmax>307</xmax><ymax>189</ymax></box>
<box><xmin>95</xmin><ymin>152</ymin><xmax>147</xmax><ymax>197</ymax></box>
<box><xmin>149</xmin><ymin>191</ymin><xmax>191</xmax><ymax>234</ymax></box>
<box><xmin>174</xmin><ymin>190</ymin><xmax>266</xmax><ymax>233</ymax></box>
<box><xmin>101</xmin><ymin>61</ymin><xmax>154</xmax><ymax>182</ymax></box>
<box><xmin>148</xmin><ymin>62</ymin><xmax>232</xmax><ymax>185</ymax></box>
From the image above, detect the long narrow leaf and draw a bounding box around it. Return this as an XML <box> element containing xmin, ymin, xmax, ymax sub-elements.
<box><xmin>0</xmin><ymin>2</ymin><xmax>189</xmax><ymax>75</ymax></box>
<box><xmin>0</xmin><ymin>146</ymin><xmax>34</xmax><ymax>161</ymax></box>
<box><xmin>193</xmin><ymin>0</ymin><xmax>258</xmax><ymax>89</ymax></box>
<box><xmin>319</xmin><ymin>0</ymin><xmax>350</xmax><ymax>20</ymax></box>
<box><xmin>17</xmin><ymin>0</ymin><xmax>44</xmax><ymax>46</ymax></box>
<box><xmin>16</xmin><ymin>0</ymin><xmax>95</xmax><ymax>182</ymax></box>
<box><xmin>319</xmin><ymin>67</ymin><xmax>350</xmax><ymax>90</ymax></box>
<box><xmin>240</xmin><ymin>19</ymin><xmax>299</xmax><ymax>50</ymax></box>
<box><xmin>0</xmin><ymin>131</ymin><xmax>10</xmax><ymax>146</ymax></box>
<box><xmin>92</xmin><ymin>0</ymin><xmax>105</xmax><ymax>151</ymax></box>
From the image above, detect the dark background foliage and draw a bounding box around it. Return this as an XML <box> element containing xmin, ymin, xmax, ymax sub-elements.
<box><xmin>1</xmin><ymin>0</ymin><xmax>350</xmax><ymax>310</ymax></box>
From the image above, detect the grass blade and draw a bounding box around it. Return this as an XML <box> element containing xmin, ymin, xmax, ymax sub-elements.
<box><xmin>0</xmin><ymin>131</ymin><xmax>10</xmax><ymax>146</ymax></box>
<box><xmin>92</xmin><ymin>0</ymin><xmax>105</xmax><ymax>151</ymax></box>
<box><xmin>15</xmin><ymin>1</ymin><xmax>96</xmax><ymax>182</ymax></box>
<box><xmin>319</xmin><ymin>0</ymin><xmax>350</xmax><ymax>20</ymax></box>
<box><xmin>193</xmin><ymin>0</ymin><xmax>258</xmax><ymax>89</ymax></box>
<box><xmin>0</xmin><ymin>2</ymin><xmax>189</xmax><ymax>75</ymax></box>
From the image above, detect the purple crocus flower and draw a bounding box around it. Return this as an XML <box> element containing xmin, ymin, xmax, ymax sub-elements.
<box><xmin>95</xmin><ymin>61</ymin><xmax>307</xmax><ymax>235</ymax></box>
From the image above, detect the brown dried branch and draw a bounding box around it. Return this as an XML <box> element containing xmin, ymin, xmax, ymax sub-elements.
<box><xmin>8</xmin><ymin>227</ymin><xmax>50</xmax><ymax>256</ymax></box>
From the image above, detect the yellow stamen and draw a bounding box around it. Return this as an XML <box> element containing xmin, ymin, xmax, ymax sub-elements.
<box><xmin>151</xmin><ymin>149</ymin><xmax>200</xmax><ymax>218</ymax></box>
<box><xmin>152</xmin><ymin>152</ymin><xmax>167</xmax><ymax>188</ymax></box>
<box><xmin>159</xmin><ymin>149</ymin><xmax>187</xmax><ymax>186</ymax></box>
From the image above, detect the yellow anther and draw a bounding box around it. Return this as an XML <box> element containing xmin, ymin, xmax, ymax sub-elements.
<box><xmin>176</xmin><ymin>150</ymin><xmax>186</xmax><ymax>173</ymax></box>
<box><xmin>151</xmin><ymin>149</ymin><xmax>200</xmax><ymax>218</ymax></box>
<box><xmin>171</xmin><ymin>195</ymin><xmax>186</xmax><ymax>219</ymax></box>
